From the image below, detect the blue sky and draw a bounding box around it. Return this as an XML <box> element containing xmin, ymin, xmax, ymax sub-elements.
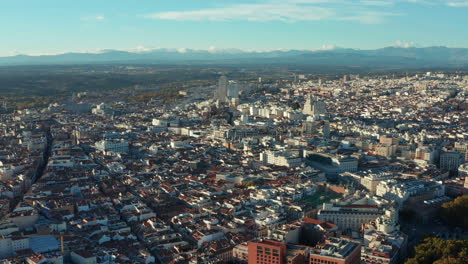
<box><xmin>1</xmin><ymin>0</ymin><xmax>467</xmax><ymax>56</ymax></box>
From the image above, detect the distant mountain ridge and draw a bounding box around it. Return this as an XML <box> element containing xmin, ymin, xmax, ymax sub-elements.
<box><xmin>1</xmin><ymin>46</ymin><xmax>467</xmax><ymax>68</ymax></box>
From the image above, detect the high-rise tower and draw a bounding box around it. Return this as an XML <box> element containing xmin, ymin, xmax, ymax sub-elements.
<box><xmin>214</xmin><ymin>75</ymin><xmax>229</xmax><ymax>102</ymax></box>
<box><xmin>303</xmin><ymin>94</ymin><xmax>326</xmax><ymax>119</ymax></box>
<box><xmin>227</xmin><ymin>81</ymin><xmax>239</xmax><ymax>100</ymax></box>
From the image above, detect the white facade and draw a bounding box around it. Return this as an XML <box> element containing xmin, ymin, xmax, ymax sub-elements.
<box><xmin>260</xmin><ymin>150</ymin><xmax>302</xmax><ymax>168</ymax></box>
<box><xmin>361</xmin><ymin>172</ymin><xmax>395</xmax><ymax>194</ymax></box>
<box><xmin>376</xmin><ymin>180</ymin><xmax>445</xmax><ymax>205</ymax></box>
<box><xmin>317</xmin><ymin>203</ymin><xmax>383</xmax><ymax>231</ymax></box>
<box><xmin>0</xmin><ymin>237</ymin><xmax>30</xmax><ymax>258</ymax></box>
<box><xmin>95</xmin><ymin>140</ymin><xmax>129</xmax><ymax>153</ymax></box>
<box><xmin>333</xmin><ymin>156</ymin><xmax>359</xmax><ymax>173</ymax></box>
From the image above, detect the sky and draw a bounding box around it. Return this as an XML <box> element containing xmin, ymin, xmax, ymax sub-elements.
<box><xmin>0</xmin><ymin>0</ymin><xmax>467</xmax><ymax>56</ymax></box>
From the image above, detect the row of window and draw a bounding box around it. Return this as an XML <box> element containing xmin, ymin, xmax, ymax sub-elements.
<box><xmin>257</xmin><ymin>246</ymin><xmax>280</xmax><ymax>253</ymax></box>
<box><xmin>310</xmin><ymin>259</ymin><xmax>339</xmax><ymax>264</ymax></box>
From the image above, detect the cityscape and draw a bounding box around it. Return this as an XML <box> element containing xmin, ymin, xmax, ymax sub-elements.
<box><xmin>0</xmin><ymin>71</ymin><xmax>466</xmax><ymax>264</ymax></box>
<box><xmin>0</xmin><ymin>1</ymin><xmax>468</xmax><ymax>264</ymax></box>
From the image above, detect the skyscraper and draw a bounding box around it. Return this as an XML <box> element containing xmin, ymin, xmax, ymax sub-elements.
<box><xmin>214</xmin><ymin>75</ymin><xmax>229</xmax><ymax>102</ymax></box>
<box><xmin>303</xmin><ymin>94</ymin><xmax>314</xmax><ymax>115</ymax></box>
<box><xmin>227</xmin><ymin>81</ymin><xmax>239</xmax><ymax>100</ymax></box>
<box><xmin>303</xmin><ymin>94</ymin><xmax>327</xmax><ymax>119</ymax></box>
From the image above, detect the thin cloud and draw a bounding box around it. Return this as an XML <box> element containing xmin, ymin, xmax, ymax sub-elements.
<box><xmin>390</xmin><ymin>40</ymin><xmax>417</xmax><ymax>48</ymax></box>
<box><xmin>316</xmin><ymin>44</ymin><xmax>341</xmax><ymax>50</ymax></box>
<box><xmin>339</xmin><ymin>11</ymin><xmax>400</xmax><ymax>24</ymax></box>
<box><xmin>143</xmin><ymin>0</ymin><xmax>468</xmax><ymax>24</ymax></box>
<box><xmin>359</xmin><ymin>0</ymin><xmax>394</xmax><ymax>6</ymax></box>
<box><xmin>446</xmin><ymin>1</ymin><xmax>468</xmax><ymax>6</ymax></box>
<box><xmin>402</xmin><ymin>0</ymin><xmax>468</xmax><ymax>5</ymax></box>
<box><xmin>144</xmin><ymin>1</ymin><xmax>399</xmax><ymax>24</ymax></box>
<box><xmin>146</xmin><ymin>4</ymin><xmax>335</xmax><ymax>22</ymax></box>
<box><xmin>81</xmin><ymin>15</ymin><xmax>105</xmax><ymax>22</ymax></box>
<box><xmin>143</xmin><ymin>0</ymin><xmax>466</xmax><ymax>24</ymax></box>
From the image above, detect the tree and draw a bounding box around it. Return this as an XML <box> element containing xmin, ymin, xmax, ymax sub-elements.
<box><xmin>440</xmin><ymin>195</ymin><xmax>468</xmax><ymax>229</ymax></box>
<box><xmin>405</xmin><ymin>237</ymin><xmax>468</xmax><ymax>264</ymax></box>
<box><xmin>433</xmin><ymin>256</ymin><xmax>465</xmax><ymax>264</ymax></box>
<box><xmin>243</xmin><ymin>181</ymin><xmax>256</xmax><ymax>187</ymax></box>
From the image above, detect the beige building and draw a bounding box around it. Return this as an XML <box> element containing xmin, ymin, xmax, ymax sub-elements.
<box><xmin>375</xmin><ymin>144</ymin><xmax>397</xmax><ymax>158</ymax></box>
<box><xmin>232</xmin><ymin>243</ymin><xmax>249</xmax><ymax>263</ymax></box>
<box><xmin>454</xmin><ymin>142</ymin><xmax>468</xmax><ymax>160</ymax></box>
<box><xmin>361</xmin><ymin>172</ymin><xmax>395</xmax><ymax>194</ymax></box>
<box><xmin>318</xmin><ymin>203</ymin><xmax>383</xmax><ymax>231</ymax></box>
<box><xmin>379</xmin><ymin>135</ymin><xmax>399</xmax><ymax>146</ymax></box>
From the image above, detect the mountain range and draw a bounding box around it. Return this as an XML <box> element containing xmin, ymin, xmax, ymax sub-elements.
<box><xmin>1</xmin><ymin>47</ymin><xmax>467</xmax><ymax>69</ymax></box>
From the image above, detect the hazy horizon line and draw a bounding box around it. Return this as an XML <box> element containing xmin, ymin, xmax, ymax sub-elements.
<box><xmin>3</xmin><ymin>43</ymin><xmax>468</xmax><ymax>58</ymax></box>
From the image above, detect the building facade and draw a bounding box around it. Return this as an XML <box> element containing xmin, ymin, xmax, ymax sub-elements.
<box><xmin>248</xmin><ymin>240</ymin><xmax>286</xmax><ymax>264</ymax></box>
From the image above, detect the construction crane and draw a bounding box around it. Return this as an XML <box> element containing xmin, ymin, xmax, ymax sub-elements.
<box><xmin>56</xmin><ymin>233</ymin><xmax>90</xmax><ymax>255</ymax></box>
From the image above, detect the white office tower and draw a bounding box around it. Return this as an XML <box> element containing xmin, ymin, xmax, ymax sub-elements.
<box><xmin>302</xmin><ymin>95</ymin><xmax>314</xmax><ymax>115</ymax></box>
<box><xmin>214</xmin><ymin>75</ymin><xmax>229</xmax><ymax>103</ymax></box>
<box><xmin>228</xmin><ymin>81</ymin><xmax>240</xmax><ymax>106</ymax></box>
<box><xmin>303</xmin><ymin>94</ymin><xmax>327</xmax><ymax>120</ymax></box>
<box><xmin>227</xmin><ymin>81</ymin><xmax>239</xmax><ymax>99</ymax></box>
